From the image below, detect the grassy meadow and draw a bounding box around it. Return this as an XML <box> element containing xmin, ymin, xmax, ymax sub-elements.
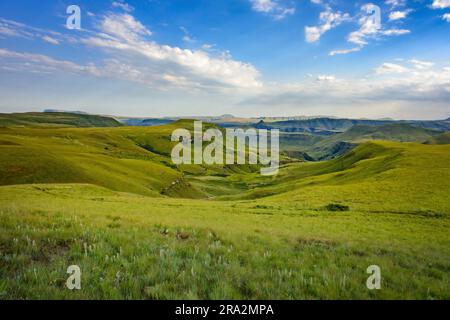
<box><xmin>0</xmin><ymin>114</ymin><xmax>449</xmax><ymax>299</ymax></box>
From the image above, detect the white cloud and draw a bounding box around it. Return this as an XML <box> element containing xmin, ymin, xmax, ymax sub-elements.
<box><xmin>0</xmin><ymin>48</ymin><xmax>92</xmax><ymax>74</ymax></box>
<box><xmin>347</xmin><ymin>4</ymin><xmax>383</xmax><ymax>46</ymax></box>
<box><xmin>180</xmin><ymin>26</ymin><xmax>196</xmax><ymax>43</ymax></box>
<box><xmin>100</xmin><ymin>13</ymin><xmax>152</xmax><ymax>42</ymax></box>
<box><xmin>42</xmin><ymin>35</ymin><xmax>59</xmax><ymax>45</ymax></box>
<box><xmin>381</xmin><ymin>29</ymin><xmax>410</xmax><ymax>36</ymax></box>
<box><xmin>202</xmin><ymin>43</ymin><xmax>215</xmax><ymax>50</ymax></box>
<box><xmin>385</xmin><ymin>0</ymin><xmax>406</xmax><ymax>8</ymax></box>
<box><xmin>274</xmin><ymin>7</ymin><xmax>296</xmax><ymax>20</ymax></box>
<box><xmin>409</xmin><ymin>59</ymin><xmax>434</xmax><ymax>69</ymax></box>
<box><xmin>431</xmin><ymin>0</ymin><xmax>450</xmax><ymax>9</ymax></box>
<box><xmin>316</xmin><ymin>75</ymin><xmax>336</xmax><ymax>81</ymax></box>
<box><xmin>305</xmin><ymin>9</ymin><xmax>350</xmax><ymax>43</ymax></box>
<box><xmin>81</xmin><ymin>13</ymin><xmax>262</xmax><ymax>90</ymax></box>
<box><xmin>239</xmin><ymin>60</ymin><xmax>450</xmax><ymax>119</ymax></box>
<box><xmin>251</xmin><ymin>0</ymin><xmax>277</xmax><ymax>12</ymax></box>
<box><xmin>0</xmin><ymin>48</ymin><xmax>194</xmax><ymax>88</ymax></box>
<box><xmin>376</xmin><ymin>62</ymin><xmax>410</xmax><ymax>74</ymax></box>
<box><xmin>443</xmin><ymin>13</ymin><xmax>450</xmax><ymax>21</ymax></box>
<box><xmin>112</xmin><ymin>1</ymin><xmax>134</xmax><ymax>13</ymax></box>
<box><xmin>331</xmin><ymin>4</ymin><xmax>410</xmax><ymax>54</ymax></box>
<box><xmin>0</xmin><ymin>19</ymin><xmax>33</xmax><ymax>39</ymax></box>
<box><xmin>329</xmin><ymin>47</ymin><xmax>361</xmax><ymax>56</ymax></box>
<box><xmin>389</xmin><ymin>10</ymin><xmax>411</xmax><ymax>20</ymax></box>
<box><xmin>0</xmin><ymin>14</ymin><xmax>263</xmax><ymax>91</ymax></box>
<box><xmin>249</xmin><ymin>0</ymin><xmax>295</xmax><ymax>20</ymax></box>
<box><xmin>0</xmin><ymin>17</ymin><xmax>66</xmax><ymax>44</ymax></box>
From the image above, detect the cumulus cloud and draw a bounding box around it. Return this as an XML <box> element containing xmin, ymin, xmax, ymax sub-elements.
<box><xmin>249</xmin><ymin>0</ymin><xmax>295</xmax><ymax>20</ymax></box>
<box><xmin>62</xmin><ymin>14</ymin><xmax>260</xmax><ymax>90</ymax></box>
<box><xmin>0</xmin><ymin>14</ymin><xmax>263</xmax><ymax>92</ymax></box>
<box><xmin>374</xmin><ymin>60</ymin><xmax>434</xmax><ymax>74</ymax></box>
<box><xmin>112</xmin><ymin>1</ymin><xmax>134</xmax><ymax>13</ymax></box>
<box><xmin>305</xmin><ymin>9</ymin><xmax>350</xmax><ymax>43</ymax></box>
<box><xmin>385</xmin><ymin>0</ymin><xmax>406</xmax><ymax>8</ymax></box>
<box><xmin>431</xmin><ymin>0</ymin><xmax>450</xmax><ymax>9</ymax></box>
<box><xmin>389</xmin><ymin>10</ymin><xmax>412</xmax><ymax>20</ymax></box>
<box><xmin>80</xmin><ymin>13</ymin><xmax>262</xmax><ymax>90</ymax></box>
<box><xmin>376</xmin><ymin>62</ymin><xmax>410</xmax><ymax>74</ymax></box>
<box><xmin>409</xmin><ymin>59</ymin><xmax>434</xmax><ymax>69</ymax></box>
<box><xmin>330</xmin><ymin>4</ymin><xmax>410</xmax><ymax>55</ymax></box>
<box><xmin>443</xmin><ymin>13</ymin><xmax>450</xmax><ymax>21</ymax></box>
<box><xmin>251</xmin><ymin>0</ymin><xmax>277</xmax><ymax>12</ymax></box>
<box><xmin>99</xmin><ymin>13</ymin><xmax>152</xmax><ymax>41</ymax></box>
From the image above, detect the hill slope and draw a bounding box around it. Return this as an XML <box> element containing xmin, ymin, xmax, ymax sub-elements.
<box><xmin>280</xmin><ymin>123</ymin><xmax>441</xmax><ymax>160</ymax></box>
<box><xmin>0</xmin><ymin>112</ymin><xmax>123</xmax><ymax>128</ymax></box>
<box><xmin>220</xmin><ymin>141</ymin><xmax>450</xmax><ymax>214</ymax></box>
<box><xmin>424</xmin><ymin>132</ymin><xmax>450</xmax><ymax>145</ymax></box>
<box><xmin>0</xmin><ymin>126</ymin><xmax>204</xmax><ymax>198</ymax></box>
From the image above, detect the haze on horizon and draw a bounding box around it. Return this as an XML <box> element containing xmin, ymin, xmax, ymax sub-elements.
<box><xmin>0</xmin><ymin>0</ymin><xmax>449</xmax><ymax>120</ymax></box>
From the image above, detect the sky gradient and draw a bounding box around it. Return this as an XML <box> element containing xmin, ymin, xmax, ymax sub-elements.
<box><xmin>0</xmin><ymin>0</ymin><xmax>449</xmax><ymax>119</ymax></box>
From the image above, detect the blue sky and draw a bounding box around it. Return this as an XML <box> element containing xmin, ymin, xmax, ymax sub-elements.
<box><xmin>0</xmin><ymin>0</ymin><xmax>449</xmax><ymax>119</ymax></box>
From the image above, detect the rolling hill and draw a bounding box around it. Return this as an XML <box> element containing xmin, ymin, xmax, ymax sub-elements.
<box><xmin>0</xmin><ymin>112</ymin><xmax>123</xmax><ymax>128</ymax></box>
<box><xmin>1</xmin><ymin>121</ymin><xmax>448</xmax><ymax>212</ymax></box>
<box><xmin>279</xmin><ymin>123</ymin><xmax>442</xmax><ymax>160</ymax></box>
<box><xmin>0</xmin><ymin>125</ymin><xmax>204</xmax><ymax>198</ymax></box>
<box><xmin>424</xmin><ymin>132</ymin><xmax>450</xmax><ymax>145</ymax></box>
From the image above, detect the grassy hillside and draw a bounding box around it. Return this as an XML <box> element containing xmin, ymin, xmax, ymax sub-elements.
<box><xmin>0</xmin><ymin>112</ymin><xmax>122</xmax><ymax>128</ymax></box>
<box><xmin>424</xmin><ymin>132</ymin><xmax>450</xmax><ymax>145</ymax></box>
<box><xmin>224</xmin><ymin>141</ymin><xmax>450</xmax><ymax>214</ymax></box>
<box><xmin>280</xmin><ymin>123</ymin><xmax>441</xmax><ymax>160</ymax></box>
<box><xmin>0</xmin><ymin>181</ymin><xmax>449</xmax><ymax>299</ymax></box>
<box><xmin>0</xmin><ymin>125</ymin><xmax>204</xmax><ymax>198</ymax></box>
<box><xmin>0</xmin><ymin>121</ymin><xmax>449</xmax><ymax>299</ymax></box>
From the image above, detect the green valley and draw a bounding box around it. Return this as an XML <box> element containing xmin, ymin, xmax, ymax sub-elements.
<box><xmin>0</xmin><ymin>113</ymin><xmax>449</xmax><ymax>299</ymax></box>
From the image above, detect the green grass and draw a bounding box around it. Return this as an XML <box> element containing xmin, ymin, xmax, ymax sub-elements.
<box><xmin>0</xmin><ymin>112</ymin><xmax>123</xmax><ymax>128</ymax></box>
<box><xmin>0</xmin><ymin>121</ymin><xmax>449</xmax><ymax>299</ymax></box>
<box><xmin>0</xmin><ymin>125</ymin><xmax>205</xmax><ymax>198</ymax></box>
<box><xmin>0</xmin><ymin>184</ymin><xmax>449</xmax><ymax>299</ymax></box>
<box><xmin>424</xmin><ymin>132</ymin><xmax>450</xmax><ymax>145</ymax></box>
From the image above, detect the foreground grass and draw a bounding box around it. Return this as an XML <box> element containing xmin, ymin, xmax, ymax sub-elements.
<box><xmin>0</xmin><ymin>184</ymin><xmax>449</xmax><ymax>300</ymax></box>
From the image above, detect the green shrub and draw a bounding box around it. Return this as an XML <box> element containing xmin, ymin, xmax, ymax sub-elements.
<box><xmin>325</xmin><ymin>203</ymin><xmax>350</xmax><ymax>212</ymax></box>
